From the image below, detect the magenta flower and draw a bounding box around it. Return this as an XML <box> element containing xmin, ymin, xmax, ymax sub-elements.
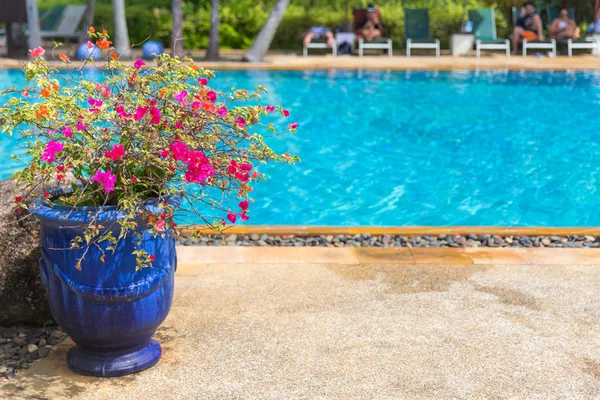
<box><xmin>170</xmin><ymin>141</ymin><xmax>189</xmax><ymax>161</ymax></box>
<box><xmin>240</xmin><ymin>212</ymin><xmax>250</xmax><ymax>222</ymax></box>
<box><xmin>149</xmin><ymin>107</ymin><xmax>161</xmax><ymax>124</ymax></box>
<box><xmin>235</xmin><ymin>117</ymin><xmax>246</xmax><ymax>129</ymax></box>
<box><xmin>174</xmin><ymin>90</ymin><xmax>188</xmax><ymax>103</ymax></box>
<box><xmin>266</xmin><ymin>105</ymin><xmax>275</xmax><ymax>113</ymax></box>
<box><xmin>76</xmin><ymin>122</ymin><xmax>86</xmax><ymax>131</ymax></box>
<box><xmin>206</xmin><ymin>91</ymin><xmax>217</xmax><ymax>102</ymax></box>
<box><xmin>199</xmin><ymin>77</ymin><xmax>208</xmax><ymax>86</ymax></box>
<box><xmin>240</xmin><ymin>163</ymin><xmax>252</xmax><ymax>171</ymax></box>
<box><xmin>104</xmin><ymin>144</ymin><xmax>125</xmax><ymax>161</ymax></box>
<box><xmin>239</xmin><ymin>200</ymin><xmax>249</xmax><ymax>211</ymax></box>
<box><xmin>175</xmin><ymin>121</ymin><xmax>184</xmax><ymax>130</ymax></box>
<box><xmin>155</xmin><ymin>219</ymin><xmax>166</xmax><ymax>232</ymax></box>
<box><xmin>184</xmin><ymin>151</ymin><xmax>215</xmax><ymax>184</ymax></box>
<box><xmin>91</xmin><ymin>170</ymin><xmax>117</xmax><ymax>194</ymax></box>
<box><xmin>227</xmin><ymin>212</ymin><xmax>237</xmax><ymax>224</ymax></box>
<box><xmin>159</xmin><ymin>149</ymin><xmax>169</xmax><ymax>158</ymax></box>
<box><xmin>41</xmin><ymin>140</ymin><xmax>64</xmax><ymax>163</ymax></box>
<box><xmin>133</xmin><ymin>58</ymin><xmax>145</xmax><ymax>70</ymax></box>
<box><xmin>61</xmin><ymin>126</ymin><xmax>73</xmax><ymax>138</ymax></box>
<box><xmin>289</xmin><ymin>122</ymin><xmax>299</xmax><ymax>129</ymax></box>
<box><xmin>282</xmin><ymin>109</ymin><xmax>290</xmax><ymax>117</ymax></box>
<box><xmin>218</xmin><ymin>106</ymin><xmax>227</xmax><ymax>116</ymax></box>
<box><xmin>134</xmin><ymin>106</ymin><xmax>148</xmax><ymax>121</ymax></box>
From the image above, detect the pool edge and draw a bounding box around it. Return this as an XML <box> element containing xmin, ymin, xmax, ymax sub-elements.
<box><xmin>181</xmin><ymin>226</ymin><xmax>600</xmax><ymax>236</ymax></box>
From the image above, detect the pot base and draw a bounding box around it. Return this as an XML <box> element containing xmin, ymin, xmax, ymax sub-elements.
<box><xmin>67</xmin><ymin>339</ymin><xmax>162</xmax><ymax>377</ymax></box>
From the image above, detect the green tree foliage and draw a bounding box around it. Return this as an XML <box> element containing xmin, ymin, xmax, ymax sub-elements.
<box><xmin>37</xmin><ymin>0</ymin><xmax>595</xmax><ymax>50</ymax></box>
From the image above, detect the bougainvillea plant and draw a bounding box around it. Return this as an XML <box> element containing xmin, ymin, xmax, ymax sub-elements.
<box><xmin>0</xmin><ymin>29</ymin><xmax>299</xmax><ymax>269</ymax></box>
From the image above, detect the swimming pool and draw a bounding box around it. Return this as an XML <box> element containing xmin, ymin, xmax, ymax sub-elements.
<box><xmin>2</xmin><ymin>69</ymin><xmax>600</xmax><ymax>226</ymax></box>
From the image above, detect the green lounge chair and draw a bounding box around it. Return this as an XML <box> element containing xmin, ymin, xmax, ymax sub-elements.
<box><xmin>511</xmin><ymin>6</ymin><xmax>556</xmax><ymax>56</ymax></box>
<box><xmin>39</xmin><ymin>5</ymin><xmax>86</xmax><ymax>42</ymax></box>
<box><xmin>546</xmin><ymin>6</ymin><xmax>574</xmax><ymax>23</ymax></box>
<box><xmin>545</xmin><ymin>7</ymin><xmax>600</xmax><ymax>57</ymax></box>
<box><xmin>404</xmin><ymin>8</ymin><xmax>439</xmax><ymax>57</ymax></box>
<box><xmin>353</xmin><ymin>8</ymin><xmax>393</xmax><ymax>57</ymax></box>
<box><xmin>469</xmin><ymin>8</ymin><xmax>510</xmax><ymax>58</ymax></box>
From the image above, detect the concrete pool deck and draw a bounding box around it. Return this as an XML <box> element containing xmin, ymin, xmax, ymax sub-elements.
<box><xmin>2</xmin><ymin>52</ymin><xmax>600</xmax><ymax>71</ymax></box>
<box><xmin>2</xmin><ymin>246</ymin><xmax>600</xmax><ymax>399</ymax></box>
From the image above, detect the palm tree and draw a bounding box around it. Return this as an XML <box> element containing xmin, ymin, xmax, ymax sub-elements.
<box><xmin>25</xmin><ymin>0</ymin><xmax>41</xmax><ymax>49</ymax></box>
<box><xmin>171</xmin><ymin>0</ymin><xmax>184</xmax><ymax>57</ymax></box>
<box><xmin>112</xmin><ymin>0</ymin><xmax>131</xmax><ymax>58</ymax></box>
<box><xmin>205</xmin><ymin>0</ymin><xmax>220</xmax><ymax>60</ymax></box>
<box><xmin>243</xmin><ymin>0</ymin><xmax>290</xmax><ymax>62</ymax></box>
<box><xmin>79</xmin><ymin>0</ymin><xmax>96</xmax><ymax>44</ymax></box>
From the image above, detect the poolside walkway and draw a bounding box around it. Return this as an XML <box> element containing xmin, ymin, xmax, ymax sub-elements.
<box><xmin>3</xmin><ymin>52</ymin><xmax>600</xmax><ymax>71</ymax></box>
<box><xmin>2</xmin><ymin>247</ymin><xmax>600</xmax><ymax>399</ymax></box>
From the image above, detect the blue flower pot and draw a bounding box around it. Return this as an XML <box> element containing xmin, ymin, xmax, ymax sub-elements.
<box><xmin>32</xmin><ymin>199</ymin><xmax>177</xmax><ymax>377</ymax></box>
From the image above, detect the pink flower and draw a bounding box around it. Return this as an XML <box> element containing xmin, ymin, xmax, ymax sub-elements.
<box><xmin>76</xmin><ymin>122</ymin><xmax>86</xmax><ymax>131</ymax></box>
<box><xmin>206</xmin><ymin>91</ymin><xmax>217</xmax><ymax>102</ymax></box>
<box><xmin>41</xmin><ymin>141</ymin><xmax>64</xmax><ymax>163</ymax></box>
<box><xmin>199</xmin><ymin>78</ymin><xmax>208</xmax><ymax>86</ymax></box>
<box><xmin>149</xmin><ymin>107</ymin><xmax>161</xmax><ymax>124</ymax></box>
<box><xmin>131</xmin><ymin>177</ymin><xmax>139</xmax><ymax>183</ymax></box>
<box><xmin>175</xmin><ymin>121</ymin><xmax>184</xmax><ymax>130</ymax></box>
<box><xmin>28</xmin><ymin>47</ymin><xmax>45</xmax><ymax>58</ymax></box>
<box><xmin>91</xmin><ymin>170</ymin><xmax>117</xmax><ymax>194</ymax></box>
<box><xmin>174</xmin><ymin>90</ymin><xmax>188</xmax><ymax>104</ymax></box>
<box><xmin>104</xmin><ymin>144</ymin><xmax>125</xmax><ymax>161</ymax></box>
<box><xmin>86</xmin><ymin>41</ymin><xmax>94</xmax><ymax>49</ymax></box>
<box><xmin>289</xmin><ymin>122</ymin><xmax>299</xmax><ymax>129</ymax></box>
<box><xmin>87</xmin><ymin>98</ymin><xmax>102</xmax><ymax>107</ymax></box>
<box><xmin>61</xmin><ymin>126</ymin><xmax>73</xmax><ymax>138</ymax></box>
<box><xmin>184</xmin><ymin>151</ymin><xmax>215</xmax><ymax>184</ymax></box>
<box><xmin>218</xmin><ymin>107</ymin><xmax>227</xmax><ymax>116</ymax></box>
<box><xmin>239</xmin><ymin>200</ymin><xmax>249</xmax><ymax>211</ymax></box>
<box><xmin>116</xmin><ymin>105</ymin><xmax>125</xmax><ymax>114</ymax></box>
<box><xmin>159</xmin><ymin>149</ymin><xmax>169</xmax><ymax>158</ymax></box>
<box><xmin>266</xmin><ymin>105</ymin><xmax>275</xmax><ymax>113</ymax></box>
<box><xmin>155</xmin><ymin>219</ymin><xmax>166</xmax><ymax>232</ymax></box>
<box><xmin>228</xmin><ymin>160</ymin><xmax>238</xmax><ymax>174</ymax></box>
<box><xmin>240</xmin><ymin>163</ymin><xmax>252</xmax><ymax>171</ymax></box>
<box><xmin>133</xmin><ymin>58</ymin><xmax>145</xmax><ymax>70</ymax></box>
<box><xmin>240</xmin><ymin>212</ymin><xmax>250</xmax><ymax>222</ymax></box>
<box><xmin>235</xmin><ymin>117</ymin><xmax>246</xmax><ymax>129</ymax></box>
<box><xmin>227</xmin><ymin>212</ymin><xmax>237</xmax><ymax>224</ymax></box>
<box><xmin>170</xmin><ymin>141</ymin><xmax>189</xmax><ymax>161</ymax></box>
<box><xmin>282</xmin><ymin>109</ymin><xmax>290</xmax><ymax>117</ymax></box>
<box><xmin>134</xmin><ymin>106</ymin><xmax>148</xmax><ymax>121</ymax></box>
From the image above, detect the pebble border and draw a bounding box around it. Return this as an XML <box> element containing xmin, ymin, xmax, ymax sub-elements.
<box><xmin>178</xmin><ymin>233</ymin><xmax>600</xmax><ymax>248</ymax></box>
<box><xmin>0</xmin><ymin>326</ymin><xmax>66</xmax><ymax>379</ymax></box>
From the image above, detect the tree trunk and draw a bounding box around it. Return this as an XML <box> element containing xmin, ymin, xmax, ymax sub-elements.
<box><xmin>595</xmin><ymin>0</ymin><xmax>599</xmax><ymax>26</ymax></box>
<box><xmin>205</xmin><ymin>0</ymin><xmax>220</xmax><ymax>60</ymax></box>
<box><xmin>243</xmin><ymin>0</ymin><xmax>289</xmax><ymax>62</ymax></box>
<box><xmin>79</xmin><ymin>0</ymin><xmax>95</xmax><ymax>44</ymax></box>
<box><xmin>112</xmin><ymin>0</ymin><xmax>131</xmax><ymax>58</ymax></box>
<box><xmin>171</xmin><ymin>0</ymin><xmax>184</xmax><ymax>57</ymax></box>
<box><xmin>25</xmin><ymin>0</ymin><xmax>41</xmax><ymax>49</ymax></box>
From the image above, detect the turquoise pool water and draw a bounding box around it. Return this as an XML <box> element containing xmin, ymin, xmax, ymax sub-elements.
<box><xmin>2</xmin><ymin>69</ymin><xmax>600</xmax><ymax>226</ymax></box>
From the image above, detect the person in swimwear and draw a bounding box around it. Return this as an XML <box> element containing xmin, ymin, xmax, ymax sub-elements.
<box><xmin>511</xmin><ymin>1</ymin><xmax>544</xmax><ymax>54</ymax></box>
<box><xmin>549</xmin><ymin>7</ymin><xmax>580</xmax><ymax>39</ymax></box>
<box><xmin>303</xmin><ymin>26</ymin><xmax>335</xmax><ymax>48</ymax></box>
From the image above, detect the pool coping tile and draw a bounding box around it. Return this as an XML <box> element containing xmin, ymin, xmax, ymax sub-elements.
<box><xmin>409</xmin><ymin>248</ymin><xmax>473</xmax><ymax>264</ymax></box>
<box><xmin>518</xmin><ymin>248</ymin><xmax>590</xmax><ymax>265</ymax></box>
<box><xmin>353</xmin><ymin>248</ymin><xmax>415</xmax><ymax>264</ymax></box>
<box><xmin>465</xmin><ymin>248</ymin><xmax>531</xmax><ymax>265</ymax></box>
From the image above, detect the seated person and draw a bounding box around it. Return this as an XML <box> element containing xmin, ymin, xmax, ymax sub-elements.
<box><xmin>549</xmin><ymin>8</ymin><xmax>580</xmax><ymax>39</ymax></box>
<box><xmin>303</xmin><ymin>26</ymin><xmax>335</xmax><ymax>48</ymax></box>
<box><xmin>587</xmin><ymin>15</ymin><xmax>600</xmax><ymax>35</ymax></box>
<box><xmin>511</xmin><ymin>1</ymin><xmax>544</xmax><ymax>54</ymax></box>
<box><xmin>356</xmin><ymin>4</ymin><xmax>384</xmax><ymax>42</ymax></box>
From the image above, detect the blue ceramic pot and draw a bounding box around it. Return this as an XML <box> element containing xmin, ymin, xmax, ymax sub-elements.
<box><xmin>32</xmin><ymin>198</ymin><xmax>177</xmax><ymax>377</ymax></box>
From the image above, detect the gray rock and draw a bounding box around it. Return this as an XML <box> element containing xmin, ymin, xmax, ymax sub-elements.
<box><xmin>26</xmin><ymin>344</ymin><xmax>38</xmax><ymax>353</ymax></box>
<box><xmin>50</xmin><ymin>330</ymin><xmax>64</xmax><ymax>339</ymax></box>
<box><xmin>0</xmin><ymin>179</ymin><xmax>53</xmax><ymax>325</ymax></box>
<box><xmin>38</xmin><ymin>347</ymin><xmax>50</xmax><ymax>358</ymax></box>
<box><xmin>12</xmin><ymin>337</ymin><xmax>26</xmax><ymax>347</ymax></box>
<box><xmin>38</xmin><ymin>338</ymin><xmax>46</xmax><ymax>347</ymax></box>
